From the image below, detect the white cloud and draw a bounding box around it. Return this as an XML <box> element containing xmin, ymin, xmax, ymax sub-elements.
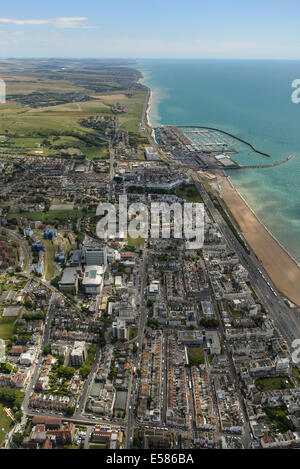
<box><xmin>0</xmin><ymin>17</ymin><xmax>89</xmax><ymax>29</ymax></box>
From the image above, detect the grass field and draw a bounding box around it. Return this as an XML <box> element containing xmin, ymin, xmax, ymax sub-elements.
<box><xmin>0</xmin><ymin>316</ymin><xmax>16</xmax><ymax>341</ymax></box>
<box><xmin>127</xmin><ymin>236</ymin><xmax>144</xmax><ymax>248</ymax></box>
<box><xmin>44</xmin><ymin>239</ymin><xmax>58</xmax><ymax>282</ymax></box>
<box><xmin>175</xmin><ymin>184</ymin><xmax>204</xmax><ymax>203</ymax></box>
<box><xmin>255</xmin><ymin>376</ymin><xmax>294</xmax><ymax>392</ymax></box>
<box><xmin>188</xmin><ymin>348</ymin><xmax>204</xmax><ymax>366</ymax></box>
<box><xmin>0</xmin><ymin>57</ymin><xmax>148</xmax><ymax>162</ymax></box>
<box><xmin>0</xmin><ymin>75</ymin><xmax>147</xmax><ymax>158</ymax></box>
<box><xmin>0</xmin><ymin>404</ymin><xmax>13</xmax><ymax>445</ymax></box>
<box><xmin>129</xmin><ymin>327</ymin><xmax>138</xmax><ymax>341</ymax></box>
<box><xmin>231</xmin><ymin>311</ymin><xmax>244</xmax><ymax>318</ymax></box>
<box><xmin>89</xmin><ymin>443</ymin><xmax>107</xmax><ymax>450</ymax></box>
<box><xmin>8</xmin><ymin>210</ymin><xmax>83</xmax><ymax>222</ymax></box>
<box><xmin>292</xmin><ymin>366</ymin><xmax>300</xmax><ymax>385</ymax></box>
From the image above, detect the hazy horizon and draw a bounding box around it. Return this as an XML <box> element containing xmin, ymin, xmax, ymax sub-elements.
<box><xmin>1</xmin><ymin>1</ymin><xmax>300</xmax><ymax>59</ymax></box>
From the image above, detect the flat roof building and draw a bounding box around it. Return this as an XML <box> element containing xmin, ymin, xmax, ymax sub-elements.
<box><xmin>83</xmin><ymin>245</ymin><xmax>107</xmax><ymax>266</ymax></box>
<box><xmin>82</xmin><ymin>265</ymin><xmax>104</xmax><ymax>295</ymax></box>
<box><xmin>69</xmin><ymin>341</ymin><xmax>87</xmax><ymax>367</ymax></box>
<box><xmin>59</xmin><ymin>267</ymin><xmax>78</xmax><ymax>294</ymax></box>
<box><xmin>206</xmin><ymin>331</ymin><xmax>221</xmax><ymax>355</ymax></box>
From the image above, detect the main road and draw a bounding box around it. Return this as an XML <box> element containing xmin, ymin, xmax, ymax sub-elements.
<box><xmin>192</xmin><ymin>174</ymin><xmax>300</xmax><ymax>347</ymax></box>
<box><xmin>125</xmin><ymin>249</ymin><xmax>148</xmax><ymax>448</ymax></box>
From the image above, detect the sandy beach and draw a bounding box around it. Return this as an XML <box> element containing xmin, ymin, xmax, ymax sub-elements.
<box><xmin>142</xmin><ymin>78</ymin><xmax>300</xmax><ymax>307</ymax></box>
<box><xmin>146</xmin><ymin>89</ymin><xmax>153</xmax><ymax>128</ymax></box>
<box><xmin>218</xmin><ymin>175</ymin><xmax>300</xmax><ymax>307</ymax></box>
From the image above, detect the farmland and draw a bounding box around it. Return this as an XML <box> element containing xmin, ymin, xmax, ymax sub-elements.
<box><xmin>0</xmin><ymin>59</ymin><xmax>148</xmax><ymax>160</ymax></box>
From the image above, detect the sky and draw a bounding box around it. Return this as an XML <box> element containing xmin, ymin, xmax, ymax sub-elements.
<box><xmin>1</xmin><ymin>0</ymin><xmax>300</xmax><ymax>59</ymax></box>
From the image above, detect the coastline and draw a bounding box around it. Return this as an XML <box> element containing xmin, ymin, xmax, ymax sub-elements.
<box><xmin>139</xmin><ymin>68</ymin><xmax>164</xmax><ymax>128</ymax></box>
<box><xmin>218</xmin><ymin>173</ymin><xmax>300</xmax><ymax>307</ymax></box>
<box><xmin>146</xmin><ymin>89</ymin><xmax>153</xmax><ymax>128</ymax></box>
<box><xmin>226</xmin><ymin>175</ymin><xmax>300</xmax><ymax>269</ymax></box>
<box><xmin>137</xmin><ymin>70</ymin><xmax>300</xmax><ymax>307</ymax></box>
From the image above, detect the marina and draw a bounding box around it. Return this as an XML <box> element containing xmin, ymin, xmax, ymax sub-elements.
<box><xmin>154</xmin><ymin>126</ymin><xmax>293</xmax><ymax>171</ymax></box>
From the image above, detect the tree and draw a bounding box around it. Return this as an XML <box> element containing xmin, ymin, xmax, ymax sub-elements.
<box><xmin>0</xmin><ymin>363</ymin><xmax>12</xmax><ymax>374</ymax></box>
<box><xmin>79</xmin><ymin>365</ymin><xmax>91</xmax><ymax>379</ymax></box>
<box><xmin>12</xmin><ymin>433</ymin><xmax>24</xmax><ymax>448</ymax></box>
<box><xmin>43</xmin><ymin>345</ymin><xmax>51</xmax><ymax>356</ymax></box>
<box><xmin>24</xmin><ymin>299</ymin><xmax>34</xmax><ymax>310</ymax></box>
<box><xmin>65</xmin><ymin>406</ymin><xmax>75</xmax><ymax>416</ymax></box>
<box><xmin>58</xmin><ymin>355</ymin><xmax>65</xmax><ymax>365</ymax></box>
<box><xmin>57</xmin><ymin>366</ymin><xmax>76</xmax><ymax>379</ymax></box>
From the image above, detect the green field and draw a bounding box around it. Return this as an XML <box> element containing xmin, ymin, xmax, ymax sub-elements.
<box><xmin>8</xmin><ymin>210</ymin><xmax>83</xmax><ymax>222</ymax></box>
<box><xmin>175</xmin><ymin>184</ymin><xmax>204</xmax><ymax>203</ymax></box>
<box><xmin>129</xmin><ymin>327</ymin><xmax>138</xmax><ymax>341</ymax></box>
<box><xmin>89</xmin><ymin>443</ymin><xmax>107</xmax><ymax>450</ymax></box>
<box><xmin>0</xmin><ymin>404</ymin><xmax>13</xmax><ymax>445</ymax></box>
<box><xmin>0</xmin><ymin>316</ymin><xmax>16</xmax><ymax>341</ymax></box>
<box><xmin>188</xmin><ymin>348</ymin><xmax>204</xmax><ymax>366</ymax></box>
<box><xmin>292</xmin><ymin>366</ymin><xmax>300</xmax><ymax>385</ymax></box>
<box><xmin>44</xmin><ymin>239</ymin><xmax>58</xmax><ymax>282</ymax></box>
<box><xmin>255</xmin><ymin>376</ymin><xmax>294</xmax><ymax>392</ymax></box>
<box><xmin>231</xmin><ymin>311</ymin><xmax>243</xmax><ymax>318</ymax></box>
<box><xmin>0</xmin><ymin>60</ymin><xmax>147</xmax><ymax>164</ymax></box>
<box><xmin>127</xmin><ymin>236</ymin><xmax>144</xmax><ymax>248</ymax></box>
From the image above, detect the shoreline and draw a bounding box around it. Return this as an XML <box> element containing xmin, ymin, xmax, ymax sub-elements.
<box><xmin>137</xmin><ymin>70</ymin><xmax>300</xmax><ymax>307</ymax></box>
<box><xmin>146</xmin><ymin>89</ymin><xmax>153</xmax><ymax>129</ymax></box>
<box><xmin>226</xmin><ymin>174</ymin><xmax>300</xmax><ymax>270</ymax></box>
<box><xmin>139</xmin><ymin>68</ymin><xmax>163</xmax><ymax>128</ymax></box>
<box><xmin>218</xmin><ymin>173</ymin><xmax>300</xmax><ymax>307</ymax></box>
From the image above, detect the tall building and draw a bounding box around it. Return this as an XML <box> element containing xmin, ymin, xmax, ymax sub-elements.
<box><xmin>83</xmin><ymin>245</ymin><xmax>107</xmax><ymax>266</ymax></box>
<box><xmin>112</xmin><ymin>319</ymin><xmax>128</xmax><ymax>340</ymax></box>
<box><xmin>82</xmin><ymin>265</ymin><xmax>104</xmax><ymax>295</ymax></box>
<box><xmin>69</xmin><ymin>341</ymin><xmax>86</xmax><ymax>367</ymax></box>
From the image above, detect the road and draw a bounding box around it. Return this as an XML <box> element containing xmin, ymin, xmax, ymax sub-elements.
<box><xmin>125</xmin><ymin>249</ymin><xmax>148</xmax><ymax>447</ymax></box>
<box><xmin>22</xmin><ymin>292</ymin><xmax>56</xmax><ymax>414</ymax></box>
<box><xmin>4</xmin><ymin>228</ymin><xmax>32</xmax><ymax>274</ymax></box>
<box><xmin>74</xmin><ymin>346</ymin><xmax>101</xmax><ymax>418</ymax></box>
<box><xmin>192</xmin><ymin>175</ymin><xmax>300</xmax><ymax>348</ymax></box>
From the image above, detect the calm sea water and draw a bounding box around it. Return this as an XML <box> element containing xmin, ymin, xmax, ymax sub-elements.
<box><xmin>138</xmin><ymin>59</ymin><xmax>300</xmax><ymax>264</ymax></box>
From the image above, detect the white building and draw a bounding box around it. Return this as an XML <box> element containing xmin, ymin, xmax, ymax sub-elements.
<box><xmin>20</xmin><ymin>347</ymin><xmax>36</xmax><ymax>366</ymax></box>
<box><xmin>145</xmin><ymin>147</ymin><xmax>159</xmax><ymax>161</ymax></box>
<box><xmin>115</xmin><ymin>276</ymin><xmax>123</xmax><ymax>288</ymax></box>
<box><xmin>112</xmin><ymin>319</ymin><xmax>128</xmax><ymax>340</ymax></box>
<box><xmin>148</xmin><ymin>280</ymin><xmax>160</xmax><ymax>299</ymax></box>
<box><xmin>69</xmin><ymin>341</ymin><xmax>87</xmax><ymax>367</ymax></box>
<box><xmin>82</xmin><ymin>265</ymin><xmax>104</xmax><ymax>295</ymax></box>
<box><xmin>206</xmin><ymin>331</ymin><xmax>221</xmax><ymax>355</ymax></box>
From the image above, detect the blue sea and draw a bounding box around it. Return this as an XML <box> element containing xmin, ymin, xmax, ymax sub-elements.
<box><xmin>138</xmin><ymin>59</ymin><xmax>300</xmax><ymax>264</ymax></box>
